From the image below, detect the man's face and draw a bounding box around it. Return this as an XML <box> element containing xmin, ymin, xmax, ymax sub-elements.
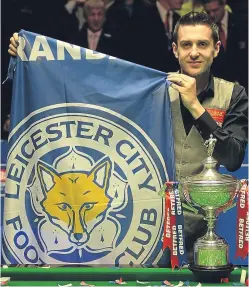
<box><xmin>204</xmin><ymin>1</ymin><xmax>225</xmax><ymax>23</ymax></box>
<box><xmin>87</xmin><ymin>8</ymin><xmax>105</xmax><ymax>32</ymax></box>
<box><xmin>172</xmin><ymin>25</ymin><xmax>220</xmax><ymax>77</ymax></box>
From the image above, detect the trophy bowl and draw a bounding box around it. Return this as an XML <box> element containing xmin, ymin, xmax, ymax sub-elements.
<box><xmin>184</xmin><ymin>179</ymin><xmax>238</xmax><ymax>209</ymax></box>
<box><xmin>181</xmin><ymin>135</ymin><xmax>240</xmax><ymax>282</ymax></box>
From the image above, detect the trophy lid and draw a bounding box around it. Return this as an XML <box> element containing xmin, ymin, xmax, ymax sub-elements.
<box><xmin>182</xmin><ymin>134</ymin><xmax>238</xmax><ymax>186</ymax></box>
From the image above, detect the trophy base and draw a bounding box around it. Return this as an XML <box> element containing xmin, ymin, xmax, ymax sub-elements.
<box><xmin>189</xmin><ymin>263</ymin><xmax>234</xmax><ymax>282</ymax></box>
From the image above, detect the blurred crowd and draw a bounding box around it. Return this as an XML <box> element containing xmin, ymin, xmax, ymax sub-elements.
<box><xmin>1</xmin><ymin>0</ymin><xmax>248</xmax><ymax>139</ymax></box>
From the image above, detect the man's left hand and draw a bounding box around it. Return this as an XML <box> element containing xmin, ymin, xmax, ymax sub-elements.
<box><xmin>167</xmin><ymin>73</ymin><xmax>205</xmax><ymax>119</ymax></box>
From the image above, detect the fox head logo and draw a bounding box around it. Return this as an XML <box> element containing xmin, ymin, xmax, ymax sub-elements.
<box><xmin>37</xmin><ymin>158</ymin><xmax>112</xmax><ymax>246</ymax></box>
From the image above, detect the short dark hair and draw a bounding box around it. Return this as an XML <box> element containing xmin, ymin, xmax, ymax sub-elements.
<box><xmin>173</xmin><ymin>12</ymin><xmax>219</xmax><ymax>44</ymax></box>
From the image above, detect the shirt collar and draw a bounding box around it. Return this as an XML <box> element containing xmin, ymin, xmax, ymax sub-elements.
<box><xmin>87</xmin><ymin>29</ymin><xmax>102</xmax><ymax>37</ymax></box>
<box><xmin>198</xmin><ymin>74</ymin><xmax>214</xmax><ymax>102</ymax></box>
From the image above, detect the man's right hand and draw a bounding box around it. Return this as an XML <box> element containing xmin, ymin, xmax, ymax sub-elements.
<box><xmin>8</xmin><ymin>33</ymin><xmax>19</xmax><ymax>57</ymax></box>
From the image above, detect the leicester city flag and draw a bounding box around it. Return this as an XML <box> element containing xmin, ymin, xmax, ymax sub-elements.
<box><xmin>3</xmin><ymin>30</ymin><xmax>175</xmax><ymax>266</ymax></box>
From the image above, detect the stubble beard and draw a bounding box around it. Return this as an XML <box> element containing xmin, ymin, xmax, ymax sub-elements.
<box><xmin>182</xmin><ymin>60</ymin><xmax>213</xmax><ymax>78</ymax></box>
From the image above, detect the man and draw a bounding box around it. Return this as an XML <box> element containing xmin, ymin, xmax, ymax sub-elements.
<box><xmin>70</xmin><ymin>0</ymin><xmax>117</xmax><ymax>56</ymax></box>
<box><xmin>125</xmin><ymin>0</ymin><xmax>184</xmax><ymax>72</ymax></box>
<box><xmin>202</xmin><ymin>0</ymin><xmax>248</xmax><ymax>90</ymax></box>
<box><xmin>7</xmin><ymin>12</ymin><xmax>248</xmax><ymax>261</ymax></box>
<box><xmin>167</xmin><ymin>11</ymin><xmax>248</xmax><ymax>259</ymax></box>
<box><xmin>167</xmin><ymin>11</ymin><xmax>247</xmax><ymax>178</ymax></box>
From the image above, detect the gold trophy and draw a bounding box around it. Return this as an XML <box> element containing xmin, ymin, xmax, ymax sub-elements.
<box><xmin>181</xmin><ymin>135</ymin><xmax>239</xmax><ymax>282</ymax></box>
